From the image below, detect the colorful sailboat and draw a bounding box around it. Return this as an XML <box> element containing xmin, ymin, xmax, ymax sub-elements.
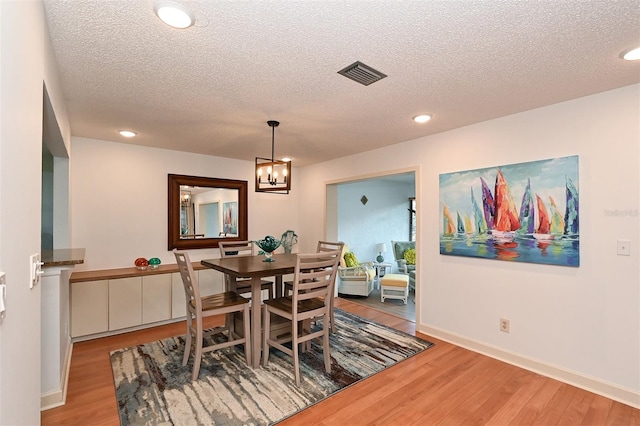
<box><xmin>456</xmin><ymin>211</ymin><xmax>465</xmax><ymax>234</ymax></box>
<box><xmin>471</xmin><ymin>187</ymin><xmax>488</xmax><ymax>234</ymax></box>
<box><xmin>518</xmin><ymin>178</ymin><xmax>535</xmax><ymax>235</ymax></box>
<box><xmin>442</xmin><ymin>203</ymin><xmax>456</xmax><ymax>237</ymax></box>
<box><xmin>548</xmin><ymin>196</ymin><xmax>565</xmax><ymax>235</ymax></box>
<box><xmin>464</xmin><ymin>213</ymin><xmax>474</xmax><ymax>235</ymax></box>
<box><xmin>533</xmin><ymin>194</ymin><xmax>553</xmax><ymax>240</ymax></box>
<box><xmin>564</xmin><ymin>176</ymin><xmax>579</xmax><ymax>237</ymax></box>
<box><xmin>480</xmin><ymin>177</ymin><xmax>495</xmax><ymax>230</ymax></box>
<box><xmin>492</xmin><ymin>169</ymin><xmax>520</xmax><ymax>241</ymax></box>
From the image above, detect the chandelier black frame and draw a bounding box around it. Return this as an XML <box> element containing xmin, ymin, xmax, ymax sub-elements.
<box><xmin>255</xmin><ymin>120</ymin><xmax>291</xmax><ymax>194</ymax></box>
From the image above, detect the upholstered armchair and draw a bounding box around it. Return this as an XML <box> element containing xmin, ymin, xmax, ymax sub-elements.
<box><xmin>391</xmin><ymin>240</ymin><xmax>416</xmax><ymax>289</ymax></box>
<box><xmin>337</xmin><ymin>245</ymin><xmax>376</xmax><ymax>297</ymax></box>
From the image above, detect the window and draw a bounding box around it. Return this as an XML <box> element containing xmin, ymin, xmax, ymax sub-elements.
<box><xmin>409</xmin><ymin>197</ymin><xmax>416</xmax><ymax>241</ymax></box>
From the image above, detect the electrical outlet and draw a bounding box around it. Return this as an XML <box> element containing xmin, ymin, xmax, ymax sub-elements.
<box><xmin>500</xmin><ymin>318</ymin><xmax>510</xmax><ymax>333</ymax></box>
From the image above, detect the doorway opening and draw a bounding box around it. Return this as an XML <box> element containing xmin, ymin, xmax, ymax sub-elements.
<box><xmin>325</xmin><ymin>170</ymin><xmax>417</xmax><ymax>323</ymax></box>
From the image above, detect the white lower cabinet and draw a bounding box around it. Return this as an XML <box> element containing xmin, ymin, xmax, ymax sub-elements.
<box><xmin>71</xmin><ymin>280</ymin><xmax>109</xmax><ymax>337</ymax></box>
<box><xmin>143</xmin><ymin>274</ymin><xmax>172</xmax><ymax>323</ymax></box>
<box><xmin>109</xmin><ymin>277</ymin><xmax>142</xmax><ymax>331</ymax></box>
<box><xmin>71</xmin><ymin>266</ymin><xmax>226</xmax><ymax>338</ymax></box>
<box><xmin>171</xmin><ymin>272</ymin><xmax>186</xmax><ymax>319</ymax></box>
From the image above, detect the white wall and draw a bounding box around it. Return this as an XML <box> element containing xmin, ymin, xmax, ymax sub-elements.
<box><xmin>298</xmin><ymin>85</ymin><xmax>640</xmax><ymax>405</ymax></box>
<box><xmin>70</xmin><ymin>137</ymin><xmax>300</xmax><ymax>271</ymax></box>
<box><xmin>0</xmin><ymin>1</ymin><xmax>70</xmax><ymax>423</ymax></box>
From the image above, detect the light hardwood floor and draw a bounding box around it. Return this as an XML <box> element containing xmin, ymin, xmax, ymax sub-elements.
<box><xmin>42</xmin><ymin>298</ymin><xmax>639</xmax><ymax>425</ymax></box>
<box><xmin>341</xmin><ymin>287</ymin><xmax>415</xmax><ymax>322</ymax></box>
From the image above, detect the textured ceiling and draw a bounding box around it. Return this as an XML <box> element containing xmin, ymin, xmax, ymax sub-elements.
<box><xmin>43</xmin><ymin>0</ymin><xmax>640</xmax><ymax>167</ymax></box>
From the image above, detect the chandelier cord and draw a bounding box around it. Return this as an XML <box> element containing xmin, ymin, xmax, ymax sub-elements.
<box><xmin>271</xmin><ymin>125</ymin><xmax>275</xmax><ymax>162</ymax></box>
<box><xmin>267</xmin><ymin>120</ymin><xmax>279</xmax><ymax>163</ymax></box>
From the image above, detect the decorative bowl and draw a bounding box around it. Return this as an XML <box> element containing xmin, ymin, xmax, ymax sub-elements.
<box><xmin>148</xmin><ymin>257</ymin><xmax>161</xmax><ymax>270</ymax></box>
<box><xmin>255</xmin><ymin>236</ymin><xmax>281</xmax><ymax>262</ymax></box>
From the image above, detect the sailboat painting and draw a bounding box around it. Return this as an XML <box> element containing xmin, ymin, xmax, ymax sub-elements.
<box><xmin>439</xmin><ymin>155</ymin><xmax>579</xmax><ymax>267</ymax></box>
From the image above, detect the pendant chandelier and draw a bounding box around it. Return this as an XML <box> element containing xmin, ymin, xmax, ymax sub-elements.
<box><xmin>255</xmin><ymin>120</ymin><xmax>291</xmax><ymax>194</ymax></box>
<box><xmin>180</xmin><ymin>189</ymin><xmax>192</xmax><ymax>206</ymax></box>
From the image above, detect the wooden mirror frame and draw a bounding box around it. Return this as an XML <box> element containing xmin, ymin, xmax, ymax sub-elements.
<box><xmin>168</xmin><ymin>174</ymin><xmax>248</xmax><ymax>250</ymax></box>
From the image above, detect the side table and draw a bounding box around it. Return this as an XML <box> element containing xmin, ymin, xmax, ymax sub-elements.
<box><xmin>373</xmin><ymin>262</ymin><xmax>393</xmax><ymax>289</ymax></box>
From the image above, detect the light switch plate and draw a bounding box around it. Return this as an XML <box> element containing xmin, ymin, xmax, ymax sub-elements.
<box><xmin>30</xmin><ymin>253</ymin><xmax>43</xmax><ymax>288</ymax></box>
<box><xmin>617</xmin><ymin>239</ymin><xmax>631</xmax><ymax>256</ymax></box>
<box><xmin>0</xmin><ymin>272</ymin><xmax>6</xmax><ymax>318</ymax></box>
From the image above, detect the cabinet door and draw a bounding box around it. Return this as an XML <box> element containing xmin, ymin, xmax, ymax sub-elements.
<box><xmin>171</xmin><ymin>272</ymin><xmax>186</xmax><ymax>319</ymax></box>
<box><xmin>198</xmin><ymin>269</ymin><xmax>224</xmax><ymax>296</ymax></box>
<box><xmin>142</xmin><ymin>274</ymin><xmax>172</xmax><ymax>323</ymax></box>
<box><xmin>109</xmin><ymin>277</ymin><xmax>142</xmax><ymax>331</ymax></box>
<box><xmin>71</xmin><ymin>280</ymin><xmax>109</xmax><ymax>337</ymax></box>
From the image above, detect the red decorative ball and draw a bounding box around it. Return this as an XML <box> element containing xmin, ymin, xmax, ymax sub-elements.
<box><xmin>134</xmin><ymin>257</ymin><xmax>149</xmax><ymax>267</ymax></box>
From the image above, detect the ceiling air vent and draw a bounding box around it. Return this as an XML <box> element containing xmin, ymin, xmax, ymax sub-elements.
<box><xmin>337</xmin><ymin>61</ymin><xmax>387</xmax><ymax>86</ymax></box>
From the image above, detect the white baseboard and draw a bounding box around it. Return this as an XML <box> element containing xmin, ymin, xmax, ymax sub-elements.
<box><xmin>419</xmin><ymin>324</ymin><xmax>640</xmax><ymax>409</ymax></box>
<box><xmin>40</xmin><ymin>390</ymin><xmax>64</xmax><ymax>411</ymax></box>
<box><xmin>72</xmin><ymin>317</ymin><xmax>184</xmax><ymax>342</ymax></box>
<box><xmin>41</xmin><ymin>341</ymin><xmax>73</xmax><ymax>411</ymax></box>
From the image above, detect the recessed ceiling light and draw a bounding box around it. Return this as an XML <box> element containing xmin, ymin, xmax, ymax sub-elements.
<box><xmin>621</xmin><ymin>46</ymin><xmax>640</xmax><ymax>61</ymax></box>
<box><xmin>119</xmin><ymin>130</ymin><xmax>137</xmax><ymax>137</ymax></box>
<box><xmin>154</xmin><ymin>1</ymin><xmax>194</xmax><ymax>29</ymax></box>
<box><xmin>413</xmin><ymin>114</ymin><xmax>432</xmax><ymax>124</ymax></box>
<box><xmin>281</xmin><ymin>157</ymin><xmax>292</xmax><ymax>162</ymax></box>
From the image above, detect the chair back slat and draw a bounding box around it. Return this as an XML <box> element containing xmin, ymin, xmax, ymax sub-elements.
<box><xmin>218</xmin><ymin>241</ymin><xmax>276</xmax><ymax>301</ymax></box>
<box><xmin>292</xmin><ymin>250</ymin><xmax>341</xmax><ymax>309</ymax></box>
<box><xmin>316</xmin><ymin>240</ymin><xmax>345</xmax><ymax>254</ymax></box>
<box><xmin>219</xmin><ymin>241</ymin><xmax>256</xmax><ymax>258</ymax></box>
<box><xmin>174</xmin><ymin>250</ymin><xmax>201</xmax><ymax>313</ymax></box>
<box><xmin>219</xmin><ymin>241</ymin><xmax>254</xmax><ymax>287</ymax></box>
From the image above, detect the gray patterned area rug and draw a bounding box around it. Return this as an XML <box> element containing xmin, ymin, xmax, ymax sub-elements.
<box><xmin>110</xmin><ymin>309</ymin><xmax>433</xmax><ymax>425</ymax></box>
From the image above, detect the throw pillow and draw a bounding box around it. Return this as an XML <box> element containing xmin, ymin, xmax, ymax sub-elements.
<box><xmin>340</xmin><ymin>245</ymin><xmax>350</xmax><ymax>268</ymax></box>
<box><xmin>404</xmin><ymin>248</ymin><xmax>416</xmax><ymax>265</ymax></box>
<box><xmin>344</xmin><ymin>252</ymin><xmax>359</xmax><ymax>268</ymax></box>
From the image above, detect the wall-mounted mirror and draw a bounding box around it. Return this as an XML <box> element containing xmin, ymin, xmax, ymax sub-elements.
<box><xmin>168</xmin><ymin>174</ymin><xmax>248</xmax><ymax>250</ymax></box>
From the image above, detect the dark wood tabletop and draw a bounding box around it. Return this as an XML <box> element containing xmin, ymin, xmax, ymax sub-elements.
<box><xmin>201</xmin><ymin>253</ymin><xmax>298</xmax><ymax>277</ymax></box>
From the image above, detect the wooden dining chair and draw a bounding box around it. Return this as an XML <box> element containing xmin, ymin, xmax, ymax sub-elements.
<box><xmin>219</xmin><ymin>241</ymin><xmax>275</xmax><ymax>300</ymax></box>
<box><xmin>262</xmin><ymin>250</ymin><xmax>341</xmax><ymax>386</ymax></box>
<box><xmin>284</xmin><ymin>240</ymin><xmax>344</xmax><ymax>332</ymax></box>
<box><xmin>174</xmin><ymin>250</ymin><xmax>251</xmax><ymax>381</ymax></box>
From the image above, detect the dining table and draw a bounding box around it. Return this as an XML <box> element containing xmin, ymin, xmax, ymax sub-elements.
<box><xmin>201</xmin><ymin>252</ymin><xmax>298</xmax><ymax>368</ymax></box>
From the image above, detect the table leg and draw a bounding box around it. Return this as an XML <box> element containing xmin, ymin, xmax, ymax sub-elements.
<box><xmin>227</xmin><ymin>274</ymin><xmax>236</xmax><ymax>292</ymax></box>
<box><xmin>275</xmin><ymin>275</ymin><xmax>283</xmax><ymax>297</ymax></box>
<box><xmin>250</xmin><ymin>276</ymin><xmax>262</xmax><ymax>368</ymax></box>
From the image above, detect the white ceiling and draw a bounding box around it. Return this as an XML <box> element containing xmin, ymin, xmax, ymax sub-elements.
<box><xmin>43</xmin><ymin>0</ymin><xmax>640</xmax><ymax>167</ymax></box>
